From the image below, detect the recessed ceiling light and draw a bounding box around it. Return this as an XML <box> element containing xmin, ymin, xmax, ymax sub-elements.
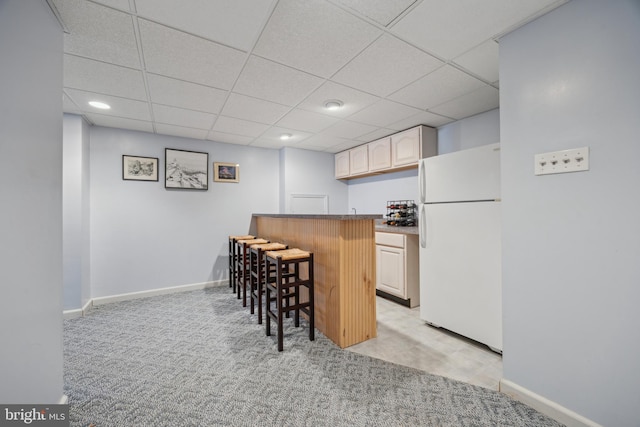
<box><xmin>280</xmin><ymin>133</ymin><xmax>293</xmax><ymax>140</ymax></box>
<box><xmin>323</xmin><ymin>99</ymin><xmax>343</xmax><ymax>110</ymax></box>
<box><xmin>89</xmin><ymin>101</ymin><xmax>111</xmax><ymax>110</ymax></box>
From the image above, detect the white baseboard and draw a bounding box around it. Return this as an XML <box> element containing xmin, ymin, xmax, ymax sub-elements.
<box><xmin>63</xmin><ymin>308</ymin><xmax>82</xmax><ymax>319</ymax></box>
<box><xmin>63</xmin><ymin>298</ymin><xmax>93</xmax><ymax>319</ymax></box>
<box><xmin>64</xmin><ymin>280</ymin><xmax>228</xmax><ymax>316</ymax></box>
<box><xmin>92</xmin><ymin>280</ymin><xmax>225</xmax><ymax>306</ymax></box>
<box><xmin>59</xmin><ymin>394</ymin><xmax>69</xmax><ymax>405</ymax></box>
<box><xmin>500</xmin><ymin>379</ymin><xmax>602</xmax><ymax>427</ymax></box>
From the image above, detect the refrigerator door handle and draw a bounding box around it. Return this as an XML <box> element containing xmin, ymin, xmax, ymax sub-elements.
<box><xmin>419</xmin><ymin>204</ymin><xmax>427</xmax><ymax>248</ymax></box>
<box><xmin>418</xmin><ymin>159</ymin><xmax>426</xmax><ymax>204</ymax></box>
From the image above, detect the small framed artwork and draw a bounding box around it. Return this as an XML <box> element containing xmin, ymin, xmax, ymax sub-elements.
<box><xmin>122</xmin><ymin>155</ymin><xmax>159</xmax><ymax>181</ymax></box>
<box><xmin>165</xmin><ymin>148</ymin><xmax>208</xmax><ymax>190</ymax></box>
<box><xmin>213</xmin><ymin>162</ymin><xmax>240</xmax><ymax>183</ymax></box>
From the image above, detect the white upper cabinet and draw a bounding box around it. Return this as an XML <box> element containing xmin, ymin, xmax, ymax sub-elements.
<box><xmin>334</xmin><ymin>150</ymin><xmax>350</xmax><ymax>178</ymax></box>
<box><xmin>392</xmin><ymin>127</ymin><xmax>421</xmax><ymax>167</ymax></box>
<box><xmin>368</xmin><ymin>137</ymin><xmax>391</xmax><ymax>171</ymax></box>
<box><xmin>349</xmin><ymin>144</ymin><xmax>369</xmax><ymax>175</ymax></box>
<box><xmin>335</xmin><ymin>125</ymin><xmax>437</xmax><ymax>179</ymax></box>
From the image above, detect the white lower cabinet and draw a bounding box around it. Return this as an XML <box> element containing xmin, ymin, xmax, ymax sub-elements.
<box><xmin>375</xmin><ymin>232</ymin><xmax>419</xmax><ymax>307</ymax></box>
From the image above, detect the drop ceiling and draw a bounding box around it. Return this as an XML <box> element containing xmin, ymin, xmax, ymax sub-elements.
<box><xmin>53</xmin><ymin>0</ymin><xmax>566</xmax><ymax>153</ymax></box>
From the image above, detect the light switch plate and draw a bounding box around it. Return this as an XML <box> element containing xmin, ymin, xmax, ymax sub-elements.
<box><xmin>535</xmin><ymin>147</ymin><xmax>589</xmax><ymax>175</ymax></box>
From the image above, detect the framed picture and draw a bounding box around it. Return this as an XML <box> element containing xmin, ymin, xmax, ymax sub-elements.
<box><xmin>122</xmin><ymin>155</ymin><xmax>159</xmax><ymax>181</ymax></box>
<box><xmin>165</xmin><ymin>148</ymin><xmax>208</xmax><ymax>190</ymax></box>
<box><xmin>213</xmin><ymin>162</ymin><xmax>240</xmax><ymax>183</ymax></box>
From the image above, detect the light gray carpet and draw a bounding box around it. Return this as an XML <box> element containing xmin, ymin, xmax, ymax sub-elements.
<box><xmin>63</xmin><ymin>286</ymin><xmax>563</xmax><ymax>426</ymax></box>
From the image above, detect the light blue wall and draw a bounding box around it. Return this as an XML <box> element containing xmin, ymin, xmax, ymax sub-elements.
<box><xmin>280</xmin><ymin>146</ymin><xmax>348</xmax><ymax>214</ymax></box>
<box><xmin>438</xmin><ymin>108</ymin><xmax>500</xmax><ymax>155</ymax></box>
<box><xmin>348</xmin><ymin>109</ymin><xmax>500</xmax><ymax>216</ymax></box>
<box><xmin>500</xmin><ymin>1</ymin><xmax>640</xmax><ymax>426</ymax></box>
<box><xmin>88</xmin><ymin>126</ymin><xmax>281</xmax><ymax>298</ymax></box>
<box><xmin>0</xmin><ymin>0</ymin><xmax>64</xmax><ymax>403</ymax></box>
<box><xmin>63</xmin><ymin>114</ymin><xmax>91</xmax><ymax>310</ymax></box>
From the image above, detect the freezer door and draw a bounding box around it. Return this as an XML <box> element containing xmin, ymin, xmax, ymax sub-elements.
<box><xmin>422</xmin><ymin>143</ymin><xmax>500</xmax><ymax>203</ymax></box>
<box><xmin>419</xmin><ymin>201</ymin><xmax>502</xmax><ymax>351</ymax></box>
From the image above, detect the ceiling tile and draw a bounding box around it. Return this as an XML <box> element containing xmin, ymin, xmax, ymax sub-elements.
<box><xmin>90</xmin><ymin>0</ymin><xmax>131</xmax><ymax>11</ymax></box>
<box><xmin>429</xmin><ymin>85</ymin><xmax>499</xmax><ymax>120</ymax></box>
<box><xmin>355</xmin><ymin>128</ymin><xmax>395</xmax><ymax>142</ymax></box>
<box><xmin>53</xmin><ymin>0</ymin><xmax>140</xmax><ymax>68</ymax></box>
<box><xmin>138</xmin><ymin>19</ymin><xmax>246</xmax><ymax>89</ymax></box>
<box><xmin>252</xmin><ymin>0</ymin><xmax>380</xmax><ymax>77</ymax></box>
<box><xmin>64</xmin><ymin>54</ymin><xmax>147</xmax><ymax>100</ymax></box>
<box><xmin>134</xmin><ymin>0</ymin><xmax>276</xmax><ymax>51</ymax></box>
<box><xmin>453</xmin><ymin>40</ymin><xmax>500</xmax><ymax>83</ymax></box>
<box><xmin>386</xmin><ymin>110</ymin><xmax>454</xmax><ymax>131</ymax></box>
<box><xmin>391</xmin><ymin>0</ymin><xmax>563</xmax><ymax>59</ymax></box>
<box><xmin>152</xmin><ymin>104</ymin><xmax>216</xmax><ymax>130</ymax></box>
<box><xmin>325</xmin><ymin>139</ymin><xmax>363</xmax><ymax>153</ymax></box>
<box><xmin>63</xmin><ymin>93</ymin><xmax>81</xmax><ymax>114</ymax></box>
<box><xmin>212</xmin><ymin>116</ymin><xmax>269</xmax><ymax>138</ymax></box>
<box><xmin>147</xmin><ymin>74</ymin><xmax>227</xmax><ymax>114</ymax></box>
<box><xmin>86</xmin><ymin>113</ymin><xmax>153</xmax><ymax>133</ymax></box>
<box><xmin>65</xmin><ymin>88</ymin><xmax>151</xmax><ymax>121</ymax></box>
<box><xmin>296</xmin><ymin>134</ymin><xmax>352</xmax><ymax>150</ymax></box>
<box><xmin>388</xmin><ymin>65</ymin><xmax>486</xmax><ymax>110</ymax></box>
<box><xmin>155</xmin><ymin>123</ymin><xmax>208</xmax><ymax>140</ymax></box>
<box><xmin>322</xmin><ymin>120</ymin><xmax>378</xmax><ymax>139</ymax></box>
<box><xmin>256</xmin><ymin>126</ymin><xmax>312</xmax><ymax>145</ymax></box>
<box><xmin>233</xmin><ymin>56</ymin><xmax>324</xmax><ymax>106</ymax></box>
<box><xmin>297</xmin><ymin>81</ymin><xmax>380</xmax><ymax>118</ymax></box>
<box><xmin>333</xmin><ymin>34</ymin><xmax>443</xmax><ymax>97</ymax></box>
<box><xmin>276</xmin><ymin>109</ymin><xmax>339</xmax><ymax>133</ymax></box>
<box><xmin>346</xmin><ymin>99</ymin><xmax>424</xmax><ymax>127</ymax></box>
<box><xmin>207</xmin><ymin>131</ymin><xmax>254</xmax><ymax>146</ymax></box>
<box><xmin>331</xmin><ymin>0</ymin><xmax>418</xmax><ymax>26</ymax></box>
<box><xmin>221</xmin><ymin>93</ymin><xmax>291</xmax><ymax>124</ymax></box>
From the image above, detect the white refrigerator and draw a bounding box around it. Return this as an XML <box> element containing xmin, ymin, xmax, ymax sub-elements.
<box><xmin>418</xmin><ymin>143</ymin><xmax>502</xmax><ymax>352</ymax></box>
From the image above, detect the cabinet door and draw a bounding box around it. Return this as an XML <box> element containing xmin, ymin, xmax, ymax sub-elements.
<box><xmin>368</xmin><ymin>137</ymin><xmax>391</xmax><ymax>171</ymax></box>
<box><xmin>335</xmin><ymin>151</ymin><xmax>350</xmax><ymax>178</ymax></box>
<box><xmin>392</xmin><ymin>127</ymin><xmax>421</xmax><ymax>167</ymax></box>
<box><xmin>376</xmin><ymin>244</ymin><xmax>406</xmax><ymax>298</ymax></box>
<box><xmin>349</xmin><ymin>144</ymin><xmax>369</xmax><ymax>175</ymax></box>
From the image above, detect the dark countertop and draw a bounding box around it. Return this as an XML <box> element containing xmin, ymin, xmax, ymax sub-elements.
<box><xmin>253</xmin><ymin>213</ymin><xmax>382</xmax><ymax>220</ymax></box>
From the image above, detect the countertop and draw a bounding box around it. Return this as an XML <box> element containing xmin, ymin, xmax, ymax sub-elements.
<box><xmin>375</xmin><ymin>223</ymin><xmax>419</xmax><ymax>235</ymax></box>
<box><xmin>252</xmin><ymin>213</ymin><xmax>382</xmax><ymax>220</ymax></box>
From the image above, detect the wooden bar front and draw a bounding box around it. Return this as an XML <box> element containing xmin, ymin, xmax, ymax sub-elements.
<box><xmin>253</xmin><ymin>214</ymin><xmax>378</xmax><ymax>348</ymax></box>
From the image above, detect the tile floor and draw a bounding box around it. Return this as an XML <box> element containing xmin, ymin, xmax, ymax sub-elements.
<box><xmin>347</xmin><ymin>295</ymin><xmax>503</xmax><ymax>390</ymax></box>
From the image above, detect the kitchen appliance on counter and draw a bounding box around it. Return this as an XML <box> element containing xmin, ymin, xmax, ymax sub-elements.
<box><xmin>418</xmin><ymin>143</ymin><xmax>502</xmax><ymax>352</ymax></box>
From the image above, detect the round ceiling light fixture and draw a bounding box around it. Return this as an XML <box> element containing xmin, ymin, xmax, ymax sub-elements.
<box><xmin>88</xmin><ymin>101</ymin><xmax>111</xmax><ymax>110</ymax></box>
<box><xmin>280</xmin><ymin>133</ymin><xmax>293</xmax><ymax>140</ymax></box>
<box><xmin>323</xmin><ymin>99</ymin><xmax>343</xmax><ymax>111</ymax></box>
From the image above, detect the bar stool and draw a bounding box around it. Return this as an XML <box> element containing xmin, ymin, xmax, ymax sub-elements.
<box><xmin>249</xmin><ymin>242</ymin><xmax>288</xmax><ymax>324</ymax></box>
<box><xmin>236</xmin><ymin>238</ymin><xmax>269</xmax><ymax>306</ymax></box>
<box><xmin>228</xmin><ymin>235</ymin><xmax>254</xmax><ymax>293</ymax></box>
<box><xmin>264</xmin><ymin>249</ymin><xmax>315</xmax><ymax>352</ymax></box>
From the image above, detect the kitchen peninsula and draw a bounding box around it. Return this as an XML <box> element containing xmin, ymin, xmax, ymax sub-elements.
<box><xmin>251</xmin><ymin>213</ymin><xmax>381</xmax><ymax>348</ymax></box>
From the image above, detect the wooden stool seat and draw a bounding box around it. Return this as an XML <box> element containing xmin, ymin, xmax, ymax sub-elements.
<box><xmin>229</xmin><ymin>234</ymin><xmax>254</xmax><ymax>240</ymax></box>
<box><xmin>251</xmin><ymin>242</ymin><xmax>287</xmax><ymax>251</ymax></box>
<box><xmin>265</xmin><ymin>248</ymin><xmax>310</xmax><ymax>261</ymax></box>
